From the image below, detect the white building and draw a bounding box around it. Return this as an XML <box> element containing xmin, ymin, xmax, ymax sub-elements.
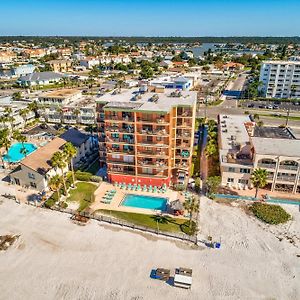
<box><xmin>259</xmin><ymin>60</ymin><xmax>300</xmax><ymax>99</ymax></box>
<box><xmin>218</xmin><ymin>114</ymin><xmax>300</xmax><ymax>194</ymax></box>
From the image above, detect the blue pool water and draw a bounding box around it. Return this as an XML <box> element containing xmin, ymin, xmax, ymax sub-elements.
<box><xmin>122</xmin><ymin>194</ymin><xmax>168</xmax><ymax>211</ymax></box>
<box><xmin>3</xmin><ymin>142</ymin><xmax>37</xmax><ymax>163</ymax></box>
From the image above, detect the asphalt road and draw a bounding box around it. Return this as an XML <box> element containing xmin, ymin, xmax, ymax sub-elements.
<box><xmin>241</xmin><ymin>99</ymin><xmax>300</xmax><ymax>111</ymax></box>
<box><xmin>198</xmin><ymin>98</ymin><xmax>300</xmax><ymax>128</ymax></box>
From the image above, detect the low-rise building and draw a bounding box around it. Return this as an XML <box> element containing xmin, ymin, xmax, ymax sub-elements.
<box><xmin>47</xmin><ymin>60</ymin><xmax>72</xmax><ymax>72</ymax></box>
<box><xmin>218</xmin><ymin>114</ymin><xmax>300</xmax><ymax>194</ymax></box>
<box><xmin>17</xmin><ymin>72</ymin><xmax>64</xmax><ymax>87</ymax></box>
<box><xmin>38</xmin><ymin>89</ymin><xmax>95</xmax><ymax>125</ymax></box>
<box><xmin>9</xmin><ymin>137</ymin><xmax>67</xmax><ymax>191</ymax></box>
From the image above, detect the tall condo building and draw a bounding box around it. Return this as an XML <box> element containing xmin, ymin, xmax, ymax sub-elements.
<box><xmin>259</xmin><ymin>60</ymin><xmax>300</xmax><ymax>98</ymax></box>
<box><xmin>96</xmin><ymin>86</ymin><xmax>197</xmax><ymax>187</ymax></box>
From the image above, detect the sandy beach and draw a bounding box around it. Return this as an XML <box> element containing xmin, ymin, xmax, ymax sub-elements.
<box><xmin>0</xmin><ymin>196</ymin><xmax>299</xmax><ymax>300</ymax></box>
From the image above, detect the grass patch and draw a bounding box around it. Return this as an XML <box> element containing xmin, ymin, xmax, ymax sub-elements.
<box><xmin>250</xmin><ymin>202</ymin><xmax>291</xmax><ymax>225</ymax></box>
<box><xmin>67</xmin><ymin>182</ymin><xmax>97</xmax><ymax>212</ymax></box>
<box><xmin>258</xmin><ymin>114</ymin><xmax>300</xmax><ymax>121</ymax></box>
<box><xmin>95</xmin><ymin>210</ymin><xmax>196</xmax><ymax>236</ymax></box>
<box><xmin>208</xmin><ymin>99</ymin><xmax>223</xmax><ymax>106</ymax></box>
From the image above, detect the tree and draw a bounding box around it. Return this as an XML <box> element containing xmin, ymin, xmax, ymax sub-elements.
<box><xmin>205</xmin><ymin>140</ymin><xmax>218</xmax><ymax>157</ymax></box>
<box><xmin>19</xmin><ymin>108</ymin><xmax>29</xmax><ymax>128</ymax></box>
<box><xmin>63</xmin><ymin>142</ymin><xmax>77</xmax><ymax>187</ymax></box>
<box><xmin>4</xmin><ymin>107</ymin><xmax>14</xmax><ymax>131</ymax></box>
<box><xmin>206</xmin><ymin>176</ymin><xmax>221</xmax><ymax>195</ymax></box>
<box><xmin>48</xmin><ymin>175</ymin><xmax>62</xmax><ymax>201</ymax></box>
<box><xmin>12</xmin><ymin>92</ymin><xmax>22</xmax><ymax>101</ymax></box>
<box><xmin>0</xmin><ymin>129</ymin><xmax>11</xmax><ymax>167</ymax></box>
<box><xmin>13</xmin><ymin>130</ymin><xmax>27</xmax><ymax>156</ymax></box>
<box><xmin>183</xmin><ymin>196</ymin><xmax>199</xmax><ymax>229</ymax></box>
<box><xmin>51</xmin><ymin>151</ymin><xmax>68</xmax><ymax>195</ymax></box>
<box><xmin>140</xmin><ymin>65</ymin><xmax>153</xmax><ymax>79</ymax></box>
<box><xmin>28</xmin><ymin>101</ymin><xmax>39</xmax><ymax>118</ymax></box>
<box><xmin>251</xmin><ymin>168</ymin><xmax>268</xmax><ymax>198</ymax></box>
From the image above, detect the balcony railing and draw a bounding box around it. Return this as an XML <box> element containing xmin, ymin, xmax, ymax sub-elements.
<box><xmin>137</xmin><ymin>129</ymin><xmax>169</xmax><ymax>136</ymax></box>
<box><xmin>257</xmin><ymin>163</ymin><xmax>276</xmax><ymax>169</ymax></box>
<box><xmin>106</xmin><ymin>137</ymin><xmax>135</xmax><ymax>144</ymax></box>
<box><xmin>137</xmin><ymin>150</ymin><xmax>167</xmax><ymax>157</ymax></box>
<box><xmin>107</xmin><ymin>148</ymin><xmax>135</xmax><ymax>155</ymax></box>
<box><xmin>108</xmin><ymin>168</ymin><xmax>135</xmax><ymax>175</ymax></box>
<box><xmin>106</xmin><ymin>160</ymin><xmax>135</xmax><ymax>166</ymax></box>
<box><xmin>276</xmin><ymin>176</ymin><xmax>296</xmax><ymax>182</ymax></box>
<box><xmin>106</xmin><ymin>116</ymin><xmax>134</xmax><ymax>122</ymax></box>
<box><xmin>279</xmin><ymin>165</ymin><xmax>298</xmax><ymax>171</ymax></box>
<box><xmin>138</xmin><ymin>160</ymin><xmax>168</xmax><ymax>168</ymax></box>
<box><xmin>137</xmin><ymin>118</ymin><xmax>169</xmax><ymax>124</ymax></box>
<box><xmin>106</xmin><ymin>127</ymin><xmax>134</xmax><ymax>133</ymax></box>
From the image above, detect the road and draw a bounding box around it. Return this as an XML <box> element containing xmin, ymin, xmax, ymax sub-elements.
<box><xmin>198</xmin><ymin>98</ymin><xmax>300</xmax><ymax>128</ymax></box>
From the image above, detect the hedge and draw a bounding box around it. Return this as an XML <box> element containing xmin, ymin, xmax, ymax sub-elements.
<box><xmin>75</xmin><ymin>171</ymin><xmax>102</xmax><ymax>182</ymax></box>
<box><xmin>250</xmin><ymin>202</ymin><xmax>291</xmax><ymax>225</ymax></box>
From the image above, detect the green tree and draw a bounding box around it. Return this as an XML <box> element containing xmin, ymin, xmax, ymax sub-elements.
<box><xmin>183</xmin><ymin>196</ymin><xmax>199</xmax><ymax>229</ymax></box>
<box><xmin>63</xmin><ymin>142</ymin><xmax>77</xmax><ymax>187</ymax></box>
<box><xmin>12</xmin><ymin>92</ymin><xmax>22</xmax><ymax>101</ymax></box>
<box><xmin>206</xmin><ymin>176</ymin><xmax>221</xmax><ymax>195</ymax></box>
<box><xmin>0</xmin><ymin>129</ymin><xmax>11</xmax><ymax>167</ymax></box>
<box><xmin>13</xmin><ymin>130</ymin><xmax>27</xmax><ymax>156</ymax></box>
<box><xmin>48</xmin><ymin>174</ymin><xmax>63</xmax><ymax>201</ymax></box>
<box><xmin>140</xmin><ymin>65</ymin><xmax>153</xmax><ymax>79</ymax></box>
<box><xmin>51</xmin><ymin>151</ymin><xmax>68</xmax><ymax>195</ymax></box>
<box><xmin>251</xmin><ymin>168</ymin><xmax>268</xmax><ymax>198</ymax></box>
<box><xmin>19</xmin><ymin>108</ymin><xmax>29</xmax><ymax>128</ymax></box>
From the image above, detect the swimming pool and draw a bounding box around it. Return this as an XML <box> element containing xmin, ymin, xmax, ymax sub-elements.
<box><xmin>3</xmin><ymin>143</ymin><xmax>37</xmax><ymax>163</ymax></box>
<box><xmin>121</xmin><ymin>194</ymin><xmax>168</xmax><ymax>211</ymax></box>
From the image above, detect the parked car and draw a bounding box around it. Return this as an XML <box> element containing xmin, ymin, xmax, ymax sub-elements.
<box><xmin>247</xmin><ymin>103</ymin><xmax>254</xmax><ymax>108</ymax></box>
<box><xmin>273</xmin><ymin>104</ymin><xmax>279</xmax><ymax>109</ymax></box>
<box><xmin>267</xmin><ymin>104</ymin><xmax>273</xmax><ymax>109</ymax></box>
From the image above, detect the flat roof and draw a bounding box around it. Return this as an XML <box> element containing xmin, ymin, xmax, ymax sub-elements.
<box><xmin>21</xmin><ymin>137</ymin><xmax>66</xmax><ymax>175</ymax></box>
<box><xmin>251</xmin><ymin>137</ymin><xmax>300</xmax><ymax>157</ymax></box>
<box><xmin>97</xmin><ymin>88</ymin><xmax>197</xmax><ymax>112</ymax></box>
<box><xmin>219</xmin><ymin>114</ymin><xmax>251</xmax><ymax>150</ymax></box>
<box><xmin>253</xmin><ymin>126</ymin><xmax>295</xmax><ymax>139</ymax></box>
<box><xmin>40</xmin><ymin>89</ymin><xmax>81</xmax><ymax>99</ymax></box>
<box><xmin>263</xmin><ymin>60</ymin><xmax>300</xmax><ymax>65</ymax></box>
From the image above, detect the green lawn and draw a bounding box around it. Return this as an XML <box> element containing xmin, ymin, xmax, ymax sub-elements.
<box><xmin>258</xmin><ymin>113</ymin><xmax>300</xmax><ymax>121</ymax></box>
<box><xmin>94</xmin><ymin>209</ymin><xmax>196</xmax><ymax>235</ymax></box>
<box><xmin>67</xmin><ymin>182</ymin><xmax>97</xmax><ymax>212</ymax></box>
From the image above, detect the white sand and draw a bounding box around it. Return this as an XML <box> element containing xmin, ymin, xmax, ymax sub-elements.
<box><xmin>0</xmin><ymin>196</ymin><xmax>299</xmax><ymax>300</ymax></box>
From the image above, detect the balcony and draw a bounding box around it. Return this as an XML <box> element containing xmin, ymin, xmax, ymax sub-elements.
<box><xmin>137</xmin><ymin>150</ymin><xmax>168</xmax><ymax>157</ymax></box>
<box><xmin>137</xmin><ymin>171</ymin><xmax>168</xmax><ymax>178</ymax></box>
<box><xmin>137</xmin><ymin>117</ymin><xmax>169</xmax><ymax>124</ymax></box>
<box><xmin>106</xmin><ymin>116</ymin><xmax>134</xmax><ymax>122</ymax></box>
<box><xmin>276</xmin><ymin>176</ymin><xmax>296</xmax><ymax>182</ymax></box>
<box><xmin>138</xmin><ymin>160</ymin><xmax>168</xmax><ymax>169</ymax></box>
<box><xmin>107</xmin><ymin>148</ymin><xmax>135</xmax><ymax>155</ymax></box>
<box><xmin>106</xmin><ymin>160</ymin><xmax>135</xmax><ymax>166</ymax></box>
<box><xmin>106</xmin><ymin>126</ymin><xmax>134</xmax><ymax>133</ymax></box>
<box><xmin>279</xmin><ymin>165</ymin><xmax>298</xmax><ymax>171</ymax></box>
<box><xmin>108</xmin><ymin>168</ymin><xmax>135</xmax><ymax>175</ymax></box>
<box><xmin>106</xmin><ymin>137</ymin><xmax>135</xmax><ymax>144</ymax></box>
<box><xmin>137</xmin><ymin>129</ymin><xmax>169</xmax><ymax>136</ymax></box>
<box><xmin>257</xmin><ymin>163</ymin><xmax>276</xmax><ymax>170</ymax></box>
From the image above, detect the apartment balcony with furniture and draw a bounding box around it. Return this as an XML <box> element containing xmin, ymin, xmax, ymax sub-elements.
<box><xmin>137</xmin><ymin>167</ymin><xmax>168</xmax><ymax>178</ymax></box>
<box><xmin>136</xmin><ymin>148</ymin><xmax>168</xmax><ymax>158</ymax></box>
<box><xmin>279</xmin><ymin>161</ymin><xmax>299</xmax><ymax>172</ymax></box>
<box><xmin>108</xmin><ymin>166</ymin><xmax>135</xmax><ymax>175</ymax></box>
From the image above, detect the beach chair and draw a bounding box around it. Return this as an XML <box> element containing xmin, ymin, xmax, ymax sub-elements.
<box><xmin>148</xmin><ymin>185</ymin><xmax>153</xmax><ymax>192</ymax></box>
<box><xmin>153</xmin><ymin>186</ymin><xmax>157</xmax><ymax>193</ymax></box>
<box><xmin>114</xmin><ymin>182</ymin><xmax>118</xmax><ymax>187</ymax></box>
<box><xmin>137</xmin><ymin>184</ymin><xmax>141</xmax><ymax>191</ymax></box>
<box><xmin>143</xmin><ymin>185</ymin><xmax>147</xmax><ymax>192</ymax></box>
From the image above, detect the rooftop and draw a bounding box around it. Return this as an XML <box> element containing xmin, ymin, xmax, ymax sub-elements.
<box><xmin>263</xmin><ymin>60</ymin><xmax>300</xmax><ymax>65</ymax></box>
<box><xmin>97</xmin><ymin>88</ymin><xmax>197</xmax><ymax>112</ymax></box>
<box><xmin>251</xmin><ymin>137</ymin><xmax>300</xmax><ymax>157</ymax></box>
<box><xmin>60</xmin><ymin>128</ymin><xmax>89</xmax><ymax>147</ymax></box>
<box><xmin>41</xmin><ymin>89</ymin><xmax>81</xmax><ymax>99</ymax></box>
<box><xmin>21</xmin><ymin>137</ymin><xmax>66</xmax><ymax>175</ymax></box>
<box><xmin>19</xmin><ymin>71</ymin><xmax>64</xmax><ymax>82</ymax></box>
<box><xmin>253</xmin><ymin>126</ymin><xmax>296</xmax><ymax>139</ymax></box>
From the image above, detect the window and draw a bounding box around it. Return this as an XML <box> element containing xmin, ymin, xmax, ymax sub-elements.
<box><xmin>30</xmin><ymin>182</ymin><xmax>37</xmax><ymax>188</ymax></box>
<box><xmin>28</xmin><ymin>173</ymin><xmax>35</xmax><ymax>179</ymax></box>
<box><xmin>240</xmin><ymin>168</ymin><xmax>250</xmax><ymax>174</ymax></box>
<box><xmin>228</xmin><ymin>167</ymin><xmax>235</xmax><ymax>172</ymax></box>
<box><xmin>227</xmin><ymin>178</ymin><xmax>234</xmax><ymax>183</ymax></box>
<box><xmin>238</xmin><ymin>179</ymin><xmax>248</xmax><ymax>184</ymax></box>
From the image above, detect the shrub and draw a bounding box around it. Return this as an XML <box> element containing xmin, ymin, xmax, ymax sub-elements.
<box><xmin>90</xmin><ymin>175</ymin><xmax>102</xmax><ymax>183</ymax></box>
<box><xmin>195</xmin><ymin>177</ymin><xmax>201</xmax><ymax>193</ymax></box>
<box><xmin>75</xmin><ymin>171</ymin><xmax>92</xmax><ymax>182</ymax></box>
<box><xmin>58</xmin><ymin>201</ymin><xmax>68</xmax><ymax>209</ymax></box>
<box><xmin>44</xmin><ymin>198</ymin><xmax>56</xmax><ymax>208</ymax></box>
<box><xmin>173</xmin><ymin>184</ymin><xmax>185</xmax><ymax>191</ymax></box>
<box><xmin>250</xmin><ymin>202</ymin><xmax>291</xmax><ymax>225</ymax></box>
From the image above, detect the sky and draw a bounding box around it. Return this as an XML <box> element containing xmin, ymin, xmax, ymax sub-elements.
<box><xmin>0</xmin><ymin>0</ymin><xmax>300</xmax><ymax>36</ymax></box>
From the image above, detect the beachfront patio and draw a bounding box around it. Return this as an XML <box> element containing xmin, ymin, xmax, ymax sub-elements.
<box><xmin>90</xmin><ymin>182</ymin><xmax>188</xmax><ymax>216</ymax></box>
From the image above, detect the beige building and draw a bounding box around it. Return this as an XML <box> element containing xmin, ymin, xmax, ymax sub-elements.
<box><xmin>47</xmin><ymin>60</ymin><xmax>72</xmax><ymax>72</ymax></box>
<box><xmin>10</xmin><ymin>138</ymin><xmax>67</xmax><ymax>191</ymax></box>
<box><xmin>218</xmin><ymin>114</ymin><xmax>300</xmax><ymax>194</ymax></box>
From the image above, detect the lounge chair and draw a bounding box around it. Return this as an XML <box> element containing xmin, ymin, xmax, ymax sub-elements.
<box><xmin>148</xmin><ymin>185</ymin><xmax>153</xmax><ymax>192</ymax></box>
<box><xmin>153</xmin><ymin>186</ymin><xmax>157</xmax><ymax>193</ymax></box>
<box><xmin>137</xmin><ymin>184</ymin><xmax>141</xmax><ymax>191</ymax></box>
<box><xmin>143</xmin><ymin>185</ymin><xmax>147</xmax><ymax>192</ymax></box>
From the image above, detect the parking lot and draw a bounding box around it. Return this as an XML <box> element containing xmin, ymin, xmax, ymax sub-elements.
<box><xmin>241</xmin><ymin>100</ymin><xmax>300</xmax><ymax>111</ymax></box>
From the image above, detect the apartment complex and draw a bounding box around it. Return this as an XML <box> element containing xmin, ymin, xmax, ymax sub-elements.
<box><xmin>259</xmin><ymin>60</ymin><xmax>300</xmax><ymax>98</ymax></box>
<box><xmin>96</xmin><ymin>87</ymin><xmax>197</xmax><ymax>187</ymax></box>
<box><xmin>219</xmin><ymin>114</ymin><xmax>300</xmax><ymax>194</ymax></box>
<box><xmin>38</xmin><ymin>89</ymin><xmax>95</xmax><ymax>125</ymax></box>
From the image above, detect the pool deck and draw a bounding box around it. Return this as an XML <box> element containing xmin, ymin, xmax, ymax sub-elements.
<box><xmin>91</xmin><ymin>182</ymin><xmax>186</xmax><ymax>216</ymax></box>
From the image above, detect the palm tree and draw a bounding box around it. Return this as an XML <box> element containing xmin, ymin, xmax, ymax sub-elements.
<box><xmin>13</xmin><ymin>130</ymin><xmax>28</xmax><ymax>157</ymax></box>
<box><xmin>4</xmin><ymin>107</ymin><xmax>15</xmax><ymax>131</ymax></box>
<box><xmin>51</xmin><ymin>151</ymin><xmax>68</xmax><ymax>195</ymax></box>
<box><xmin>28</xmin><ymin>101</ymin><xmax>38</xmax><ymax>118</ymax></box>
<box><xmin>48</xmin><ymin>175</ymin><xmax>62</xmax><ymax>201</ymax></box>
<box><xmin>63</xmin><ymin>142</ymin><xmax>77</xmax><ymax>187</ymax></box>
<box><xmin>0</xmin><ymin>129</ymin><xmax>11</xmax><ymax>167</ymax></box>
<box><xmin>251</xmin><ymin>168</ymin><xmax>268</xmax><ymax>198</ymax></box>
<box><xmin>183</xmin><ymin>196</ymin><xmax>199</xmax><ymax>229</ymax></box>
<box><xmin>19</xmin><ymin>108</ymin><xmax>29</xmax><ymax>128</ymax></box>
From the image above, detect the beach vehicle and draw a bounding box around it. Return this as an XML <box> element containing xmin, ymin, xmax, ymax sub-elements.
<box><xmin>174</xmin><ymin>268</ymin><xmax>192</xmax><ymax>289</ymax></box>
<box><xmin>150</xmin><ymin>268</ymin><xmax>170</xmax><ymax>281</ymax></box>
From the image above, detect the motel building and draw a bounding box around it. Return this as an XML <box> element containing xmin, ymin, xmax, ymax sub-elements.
<box><xmin>96</xmin><ymin>86</ymin><xmax>197</xmax><ymax>188</ymax></box>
